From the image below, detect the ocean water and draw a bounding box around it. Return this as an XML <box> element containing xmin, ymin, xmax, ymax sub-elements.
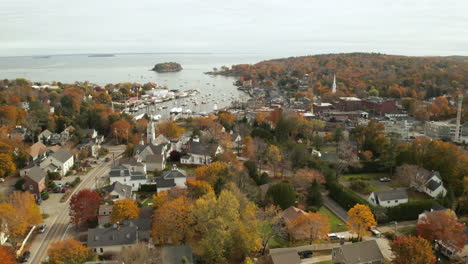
<box><xmin>0</xmin><ymin>53</ymin><xmax>273</xmax><ymax>117</ymax></box>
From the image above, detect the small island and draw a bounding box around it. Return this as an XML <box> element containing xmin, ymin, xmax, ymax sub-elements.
<box><xmin>151</xmin><ymin>62</ymin><xmax>183</xmax><ymax>73</ymax></box>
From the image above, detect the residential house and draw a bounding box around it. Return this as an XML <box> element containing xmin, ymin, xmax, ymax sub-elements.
<box><xmin>155</xmin><ymin>165</ymin><xmax>187</xmax><ymax>193</ymax></box>
<box><xmin>332</xmin><ymin>240</ymin><xmax>384</xmax><ymax>264</ymax></box>
<box><xmin>133</xmin><ymin>143</ymin><xmax>168</xmax><ymax>171</ymax></box>
<box><xmin>180</xmin><ymin>138</ymin><xmax>224</xmax><ymax>165</ymax></box>
<box><xmin>161</xmin><ymin>245</ymin><xmax>194</xmax><ymax>264</ymax></box>
<box><xmin>38</xmin><ymin>129</ymin><xmax>53</xmax><ymax>143</ymax></box>
<box><xmin>411</xmin><ymin>169</ymin><xmax>447</xmax><ymax>198</ymax></box>
<box><xmin>153</xmin><ymin>134</ymin><xmax>170</xmax><ymax>145</ymax></box>
<box><xmin>9</xmin><ymin>126</ymin><xmax>28</xmax><ymax>140</ymax></box>
<box><xmin>231</xmin><ymin>132</ymin><xmax>242</xmax><ymax>151</ymax></box>
<box><xmin>368</xmin><ymin>189</ymin><xmax>408</xmax><ymax>207</ymax></box>
<box><xmin>109</xmin><ymin>166</ymin><xmax>149</xmax><ymax>192</ymax></box>
<box><xmin>22</xmin><ymin>166</ymin><xmax>47</xmax><ymax>200</ymax></box>
<box><xmin>269</xmin><ymin>248</ymin><xmax>301</xmax><ymax>264</ymax></box>
<box><xmin>40</xmin><ymin>148</ymin><xmax>74</xmax><ymax>176</ymax></box>
<box><xmin>107</xmin><ymin>181</ymin><xmax>133</xmax><ymax>202</ymax></box>
<box><xmin>87</xmin><ymin>218</ymin><xmax>151</xmax><ymax>255</ymax></box>
<box><xmin>417</xmin><ymin>203</ymin><xmax>447</xmax><ymax>224</ymax></box>
<box><xmin>28</xmin><ymin>141</ymin><xmax>48</xmax><ymax>161</ymax></box>
<box><xmin>119</xmin><ymin>157</ymin><xmax>146</xmax><ymax>174</ymax></box>
<box><xmin>278</xmin><ymin>206</ymin><xmax>308</xmax><ymax>240</ymax></box>
<box><xmin>76</xmin><ymin>139</ymin><xmax>101</xmax><ymax>158</ymax></box>
<box><xmin>50</xmin><ymin>126</ymin><xmax>75</xmax><ymax>145</ymax></box>
<box><xmin>98</xmin><ymin>204</ymin><xmax>113</xmax><ymax>226</ymax></box>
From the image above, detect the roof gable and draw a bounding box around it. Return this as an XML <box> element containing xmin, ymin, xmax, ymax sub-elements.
<box><xmin>339</xmin><ymin>240</ymin><xmax>383</xmax><ymax>263</ymax></box>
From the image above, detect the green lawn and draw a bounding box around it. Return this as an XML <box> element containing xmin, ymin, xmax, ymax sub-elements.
<box><xmin>315</xmin><ymin>260</ymin><xmax>332</xmax><ymax>264</ymax></box>
<box><xmin>397</xmin><ymin>226</ymin><xmax>416</xmax><ymax>236</ymax></box>
<box><xmin>319</xmin><ymin>207</ymin><xmax>347</xmax><ymax>232</ymax></box>
<box><xmin>342</xmin><ymin>172</ymin><xmax>388</xmax><ymax>181</ymax></box>
<box><xmin>141</xmin><ymin>197</ymin><xmax>155</xmax><ymax>207</ymax></box>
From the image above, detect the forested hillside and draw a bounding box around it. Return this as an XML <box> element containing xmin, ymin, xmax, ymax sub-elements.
<box><xmin>215</xmin><ymin>53</ymin><xmax>468</xmax><ymax>99</ymax></box>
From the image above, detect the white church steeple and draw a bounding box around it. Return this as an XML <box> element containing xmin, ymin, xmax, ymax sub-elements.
<box><xmin>332</xmin><ymin>74</ymin><xmax>337</xmax><ymax>93</ymax></box>
<box><xmin>147</xmin><ymin>114</ymin><xmax>156</xmax><ymax>144</ymax></box>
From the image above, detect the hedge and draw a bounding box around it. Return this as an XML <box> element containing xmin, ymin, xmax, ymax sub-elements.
<box><xmin>139</xmin><ymin>184</ymin><xmax>157</xmax><ymax>192</ymax></box>
<box><xmin>327</xmin><ymin>182</ymin><xmax>371</xmax><ymax>210</ymax></box>
<box><xmin>386</xmin><ymin>200</ymin><xmax>435</xmax><ymax>222</ymax></box>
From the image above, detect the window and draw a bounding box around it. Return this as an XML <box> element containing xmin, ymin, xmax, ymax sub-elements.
<box><xmin>100</xmin><ymin>248</ymin><xmax>103</xmax><ymax>253</ymax></box>
<box><xmin>395</xmin><ymin>200</ymin><xmax>398</xmax><ymax>203</ymax></box>
<box><xmin>29</xmin><ymin>185</ymin><xmax>33</xmax><ymax>190</ymax></box>
<box><xmin>387</xmin><ymin>201</ymin><xmax>390</xmax><ymax>204</ymax></box>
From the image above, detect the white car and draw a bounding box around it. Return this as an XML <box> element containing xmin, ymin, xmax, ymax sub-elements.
<box><xmin>328</xmin><ymin>233</ymin><xmax>345</xmax><ymax>240</ymax></box>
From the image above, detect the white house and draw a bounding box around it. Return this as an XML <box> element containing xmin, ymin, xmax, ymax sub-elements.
<box><xmin>38</xmin><ymin>129</ymin><xmax>53</xmax><ymax>143</ymax></box>
<box><xmin>109</xmin><ymin>166</ymin><xmax>149</xmax><ymax>192</ymax></box>
<box><xmin>180</xmin><ymin>138</ymin><xmax>224</xmax><ymax>165</ymax></box>
<box><xmin>411</xmin><ymin>169</ymin><xmax>447</xmax><ymax>198</ymax></box>
<box><xmin>368</xmin><ymin>189</ymin><xmax>408</xmax><ymax>207</ymax></box>
<box><xmin>40</xmin><ymin>148</ymin><xmax>74</xmax><ymax>176</ymax></box>
<box><xmin>133</xmin><ymin>143</ymin><xmax>168</xmax><ymax>171</ymax></box>
<box><xmin>107</xmin><ymin>182</ymin><xmax>133</xmax><ymax>202</ymax></box>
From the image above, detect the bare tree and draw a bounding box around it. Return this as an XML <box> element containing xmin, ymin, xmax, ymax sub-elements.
<box><xmin>395</xmin><ymin>164</ymin><xmax>427</xmax><ymax>189</ymax></box>
<box><xmin>116</xmin><ymin>243</ymin><xmax>161</xmax><ymax>264</ymax></box>
<box><xmin>335</xmin><ymin>141</ymin><xmax>361</xmax><ymax>176</ymax></box>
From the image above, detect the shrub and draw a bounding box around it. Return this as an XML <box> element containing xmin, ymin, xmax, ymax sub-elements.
<box><xmin>384</xmin><ymin>232</ymin><xmax>395</xmax><ymax>240</ymax></box>
<box><xmin>349</xmin><ymin>179</ymin><xmax>370</xmax><ymax>193</ymax></box>
<box><xmin>41</xmin><ymin>190</ymin><xmax>49</xmax><ymax>200</ymax></box>
<box><xmin>328</xmin><ymin>182</ymin><xmax>371</xmax><ymax>211</ymax></box>
<box><xmin>267</xmin><ymin>182</ymin><xmax>297</xmax><ymax>210</ymax></box>
<box><xmin>386</xmin><ymin>200</ymin><xmax>434</xmax><ymax>222</ymax></box>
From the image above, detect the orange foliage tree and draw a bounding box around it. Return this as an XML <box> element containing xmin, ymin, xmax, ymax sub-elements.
<box><xmin>218</xmin><ymin>111</ymin><xmax>235</xmax><ymax>127</ymax></box>
<box><xmin>69</xmin><ymin>189</ymin><xmax>102</xmax><ymax>227</ymax></box>
<box><xmin>110</xmin><ymin>199</ymin><xmax>140</xmax><ymax>223</ymax></box>
<box><xmin>186</xmin><ymin>180</ymin><xmax>214</xmax><ymax>199</ymax></box>
<box><xmin>0</xmin><ymin>245</ymin><xmax>15</xmax><ymax>264</ymax></box>
<box><xmin>288</xmin><ymin>212</ymin><xmax>330</xmax><ymax>244</ymax></box>
<box><xmin>346</xmin><ymin>204</ymin><xmax>376</xmax><ymax>239</ymax></box>
<box><xmin>0</xmin><ymin>105</ymin><xmax>19</xmax><ymax>125</ymax></box>
<box><xmin>416</xmin><ymin>210</ymin><xmax>468</xmax><ymax>252</ymax></box>
<box><xmin>48</xmin><ymin>238</ymin><xmax>95</xmax><ymax>264</ymax></box>
<box><xmin>0</xmin><ymin>153</ymin><xmax>16</xmax><ymax>178</ymax></box>
<box><xmin>158</xmin><ymin>121</ymin><xmax>185</xmax><ymax>140</ymax></box>
<box><xmin>291</xmin><ymin>169</ymin><xmax>325</xmax><ymax>189</ymax></box>
<box><xmin>152</xmin><ymin>196</ymin><xmax>193</xmax><ymax>245</ymax></box>
<box><xmin>242</xmin><ymin>136</ymin><xmax>255</xmax><ymax>159</ymax></box>
<box><xmin>194</xmin><ymin>161</ymin><xmax>229</xmax><ymax>187</ymax></box>
<box><xmin>110</xmin><ymin>120</ymin><xmax>132</xmax><ymax>143</ymax></box>
<box><xmin>390</xmin><ymin>236</ymin><xmax>435</xmax><ymax>264</ymax></box>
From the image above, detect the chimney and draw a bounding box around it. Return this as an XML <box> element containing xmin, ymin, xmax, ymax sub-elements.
<box><xmin>294</xmin><ymin>201</ymin><xmax>299</xmax><ymax>207</ymax></box>
<box><xmin>172</xmin><ymin>164</ymin><xmax>177</xmax><ymax>171</ymax></box>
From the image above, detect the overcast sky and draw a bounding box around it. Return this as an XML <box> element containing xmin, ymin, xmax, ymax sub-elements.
<box><xmin>1</xmin><ymin>0</ymin><xmax>467</xmax><ymax>57</ymax></box>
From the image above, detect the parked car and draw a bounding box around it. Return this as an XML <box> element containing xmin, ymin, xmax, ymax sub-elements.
<box><xmin>105</xmin><ymin>157</ymin><xmax>111</xmax><ymax>162</ymax></box>
<box><xmin>20</xmin><ymin>251</ymin><xmax>30</xmax><ymax>262</ymax></box>
<box><xmin>379</xmin><ymin>177</ymin><xmax>391</xmax><ymax>182</ymax></box>
<box><xmin>57</xmin><ymin>183</ymin><xmax>63</xmax><ymax>188</ymax></box>
<box><xmin>328</xmin><ymin>233</ymin><xmax>345</xmax><ymax>240</ymax></box>
<box><xmin>38</xmin><ymin>224</ymin><xmax>47</xmax><ymax>233</ymax></box>
<box><xmin>60</xmin><ymin>188</ymin><xmax>67</xmax><ymax>193</ymax></box>
<box><xmin>0</xmin><ymin>178</ymin><xmax>5</xmax><ymax>183</ymax></box>
<box><xmin>298</xmin><ymin>250</ymin><xmax>313</xmax><ymax>259</ymax></box>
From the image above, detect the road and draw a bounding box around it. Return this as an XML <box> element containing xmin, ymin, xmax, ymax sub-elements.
<box><xmin>323</xmin><ymin>195</ymin><xmax>348</xmax><ymax>222</ymax></box>
<box><xmin>28</xmin><ymin>145</ymin><xmax>125</xmax><ymax>264</ymax></box>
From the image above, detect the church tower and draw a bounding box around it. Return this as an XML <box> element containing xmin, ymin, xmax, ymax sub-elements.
<box><xmin>332</xmin><ymin>74</ymin><xmax>337</xmax><ymax>93</ymax></box>
<box><xmin>147</xmin><ymin>116</ymin><xmax>156</xmax><ymax>144</ymax></box>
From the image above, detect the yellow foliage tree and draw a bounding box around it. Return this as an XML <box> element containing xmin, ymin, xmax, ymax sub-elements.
<box><xmin>110</xmin><ymin>199</ymin><xmax>140</xmax><ymax>223</ymax></box>
<box><xmin>158</xmin><ymin>121</ymin><xmax>185</xmax><ymax>140</ymax></box>
<box><xmin>48</xmin><ymin>238</ymin><xmax>95</xmax><ymax>264</ymax></box>
<box><xmin>152</xmin><ymin>191</ymin><xmax>169</xmax><ymax>210</ymax></box>
<box><xmin>0</xmin><ymin>153</ymin><xmax>16</xmax><ymax>178</ymax></box>
<box><xmin>346</xmin><ymin>204</ymin><xmax>376</xmax><ymax>239</ymax></box>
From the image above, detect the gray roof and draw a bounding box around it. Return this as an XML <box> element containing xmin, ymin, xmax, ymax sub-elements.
<box><xmin>26</xmin><ymin>166</ymin><xmax>47</xmax><ymax>183</ymax></box>
<box><xmin>123</xmin><ymin>218</ymin><xmax>152</xmax><ymax>241</ymax></box>
<box><xmin>161</xmin><ymin>245</ymin><xmax>193</xmax><ymax>264</ymax></box>
<box><xmin>161</xmin><ymin>167</ymin><xmax>187</xmax><ymax>179</ymax></box>
<box><xmin>186</xmin><ymin>141</ymin><xmax>219</xmax><ymax>156</ymax></box>
<box><xmin>155</xmin><ymin>177</ymin><xmax>176</xmax><ymax>188</ymax></box>
<box><xmin>130</xmin><ymin>175</ymin><xmax>147</xmax><ymax>181</ymax></box>
<box><xmin>119</xmin><ymin>157</ymin><xmax>144</xmax><ymax>166</ymax></box>
<box><xmin>334</xmin><ymin>240</ymin><xmax>383</xmax><ymax>264</ymax></box>
<box><xmin>374</xmin><ymin>189</ymin><xmax>408</xmax><ymax>201</ymax></box>
<box><xmin>431</xmin><ymin>202</ymin><xmax>446</xmax><ymax>211</ymax></box>
<box><xmin>133</xmin><ymin>143</ymin><xmax>165</xmax><ymax>156</ymax></box>
<box><xmin>109</xmin><ymin>182</ymin><xmax>132</xmax><ymax>198</ymax></box>
<box><xmin>145</xmin><ymin>154</ymin><xmax>163</xmax><ymax>163</ymax></box>
<box><xmin>109</xmin><ymin>166</ymin><xmax>131</xmax><ymax>177</ymax></box>
<box><xmin>39</xmin><ymin>129</ymin><xmax>53</xmax><ymax>138</ymax></box>
<box><xmin>270</xmin><ymin>248</ymin><xmax>300</xmax><ymax>264</ymax></box>
<box><xmin>427</xmin><ymin>179</ymin><xmax>442</xmax><ymax>191</ymax></box>
<box><xmin>51</xmin><ymin>148</ymin><xmax>73</xmax><ymax>163</ymax></box>
<box><xmin>87</xmin><ymin>226</ymin><xmax>137</xmax><ymax>247</ymax></box>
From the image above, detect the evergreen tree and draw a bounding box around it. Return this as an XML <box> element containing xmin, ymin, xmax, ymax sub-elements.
<box><xmin>307</xmin><ymin>180</ymin><xmax>323</xmax><ymax>208</ymax></box>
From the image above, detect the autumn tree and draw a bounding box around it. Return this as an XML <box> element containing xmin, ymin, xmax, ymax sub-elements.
<box><xmin>390</xmin><ymin>236</ymin><xmax>435</xmax><ymax>264</ymax></box>
<box><xmin>0</xmin><ymin>153</ymin><xmax>16</xmax><ymax>178</ymax></box>
<box><xmin>158</xmin><ymin>121</ymin><xmax>185</xmax><ymax>140</ymax></box>
<box><xmin>110</xmin><ymin>199</ymin><xmax>139</xmax><ymax>223</ymax></box>
<box><xmin>335</xmin><ymin>141</ymin><xmax>361</xmax><ymax>175</ymax></box>
<box><xmin>191</xmin><ymin>189</ymin><xmax>261</xmax><ymax>263</ymax></box>
<box><xmin>394</xmin><ymin>164</ymin><xmax>420</xmax><ymax>187</ymax></box>
<box><xmin>152</xmin><ymin>196</ymin><xmax>193</xmax><ymax>245</ymax></box>
<box><xmin>194</xmin><ymin>161</ymin><xmax>229</xmax><ymax>191</ymax></box>
<box><xmin>242</xmin><ymin>136</ymin><xmax>255</xmax><ymax>159</ymax></box>
<box><xmin>218</xmin><ymin>111</ymin><xmax>235</xmax><ymax>128</ymax></box>
<box><xmin>0</xmin><ymin>105</ymin><xmax>19</xmax><ymax>125</ymax></box>
<box><xmin>110</xmin><ymin>120</ymin><xmax>132</xmax><ymax>143</ymax></box>
<box><xmin>116</xmin><ymin>243</ymin><xmax>161</xmax><ymax>264</ymax></box>
<box><xmin>152</xmin><ymin>191</ymin><xmax>169</xmax><ymax>210</ymax></box>
<box><xmin>288</xmin><ymin>212</ymin><xmax>330</xmax><ymax>244</ymax></box>
<box><xmin>0</xmin><ymin>191</ymin><xmax>42</xmax><ymax>243</ymax></box>
<box><xmin>266</xmin><ymin>145</ymin><xmax>282</xmax><ymax>177</ymax></box>
<box><xmin>258</xmin><ymin>206</ymin><xmax>285</xmax><ymax>255</ymax></box>
<box><xmin>48</xmin><ymin>238</ymin><xmax>95</xmax><ymax>264</ymax></box>
<box><xmin>346</xmin><ymin>204</ymin><xmax>376</xmax><ymax>239</ymax></box>
<box><xmin>416</xmin><ymin>210</ymin><xmax>468</xmax><ymax>252</ymax></box>
<box><xmin>291</xmin><ymin>168</ymin><xmax>324</xmax><ymax>189</ymax></box>
<box><xmin>187</xmin><ymin>180</ymin><xmax>214</xmax><ymax>199</ymax></box>
<box><xmin>69</xmin><ymin>189</ymin><xmax>102</xmax><ymax>227</ymax></box>
<box><xmin>0</xmin><ymin>245</ymin><xmax>16</xmax><ymax>264</ymax></box>
<box><xmin>267</xmin><ymin>182</ymin><xmax>297</xmax><ymax>210</ymax></box>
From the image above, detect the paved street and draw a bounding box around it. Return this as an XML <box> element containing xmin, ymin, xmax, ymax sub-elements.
<box><xmin>27</xmin><ymin>145</ymin><xmax>125</xmax><ymax>264</ymax></box>
<box><xmin>323</xmin><ymin>195</ymin><xmax>348</xmax><ymax>222</ymax></box>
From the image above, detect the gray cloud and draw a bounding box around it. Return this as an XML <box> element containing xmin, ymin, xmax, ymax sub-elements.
<box><xmin>0</xmin><ymin>0</ymin><xmax>467</xmax><ymax>56</ymax></box>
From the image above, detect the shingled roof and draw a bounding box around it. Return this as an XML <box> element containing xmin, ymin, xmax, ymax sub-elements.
<box><xmin>51</xmin><ymin>148</ymin><xmax>73</xmax><ymax>163</ymax></box>
<box><xmin>374</xmin><ymin>189</ymin><xmax>408</xmax><ymax>201</ymax></box>
<box><xmin>87</xmin><ymin>226</ymin><xmax>137</xmax><ymax>248</ymax></box>
<box><xmin>333</xmin><ymin>240</ymin><xmax>383</xmax><ymax>264</ymax></box>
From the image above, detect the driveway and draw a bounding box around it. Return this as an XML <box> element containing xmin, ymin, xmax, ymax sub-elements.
<box><xmin>323</xmin><ymin>195</ymin><xmax>348</xmax><ymax>222</ymax></box>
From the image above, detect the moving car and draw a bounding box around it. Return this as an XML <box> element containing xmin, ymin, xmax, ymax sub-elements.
<box><xmin>38</xmin><ymin>224</ymin><xmax>47</xmax><ymax>233</ymax></box>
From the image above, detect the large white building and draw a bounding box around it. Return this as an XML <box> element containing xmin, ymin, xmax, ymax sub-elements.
<box><xmin>40</xmin><ymin>148</ymin><xmax>74</xmax><ymax>176</ymax></box>
<box><xmin>109</xmin><ymin>166</ymin><xmax>149</xmax><ymax>192</ymax></box>
<box><xmin>368</xmin><ymin>189</ymin><xmax>408</xmax><ymax>207</ymax></box>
